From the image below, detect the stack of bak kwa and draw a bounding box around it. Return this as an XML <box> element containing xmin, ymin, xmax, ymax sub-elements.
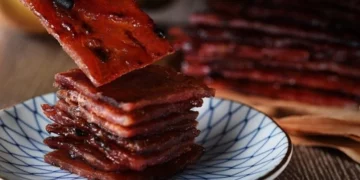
<box><xmin>170</xmin><ymin>0</ymin><xmax>360</xmax><ymax>111</ymax></box>
<box><xmin>20</xmin><ymin>0</ymin><xmax>215</xmax><ymax>179</ymax></box>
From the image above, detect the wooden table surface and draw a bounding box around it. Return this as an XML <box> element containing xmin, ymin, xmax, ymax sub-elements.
<box><xmin>0</xmin><ymin>1</ymin><xmax>360</xmax><ymax>179</ymax></box>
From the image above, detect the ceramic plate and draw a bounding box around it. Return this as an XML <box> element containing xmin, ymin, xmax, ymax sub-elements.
<box><xmin>0</xmin><ymin>93</ymin><xmax>292</xmax><ymax>180</ymax></box>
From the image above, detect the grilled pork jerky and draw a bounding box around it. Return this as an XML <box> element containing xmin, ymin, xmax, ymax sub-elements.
<box><xmin>20</xmin><ymin>0</ymin><xmax>174</xmax><ymax>86</ymax></box>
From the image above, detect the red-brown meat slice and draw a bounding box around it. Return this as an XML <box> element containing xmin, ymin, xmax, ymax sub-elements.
<box><xmin>207</xmin><ymin>78</ymin><xmax>359</xmax><ymax>108</ymax></box>
<box><xmin>57</xmin><ymin>89</ymin><xmax>202</xmax><ymax>127</ymax></box>
<box><xmin>189</xmin><ymin>13</ymin><xmax>360</xmax><ymax>47</ymax></box>
<box><xmin>20</xmin><ymin>0</ymin><xmax>174</xmax><ymax>86</ymax></box>
<box><xmin>183</xmin><ymin>53</ymin><xmax>360</xmax><ymax>79</ymax></box>
<box><xmin>44</xmin><ymin>136</ymin><xmax>194</xmax><ymax>171</ymax></box>
<box><xmin>182</xmin><ymin>62</ymin><xmax>360</xmax><ymax>97</ymax></box>
<box><xmin>44</xmin><ymin>145</ymin><xmax>204</xmax><ymax>180</ymax></box>
<box><xmin>207</xmin><ymin>0</ymin><xmax>360</xmax><ymax>33</ymax></box>
<box><xmin>54</xmin><ymin>65</ymin><xmax>215</xmax><ymax>111</ymax></box>
<box><xmin>169</xmin><ymin>27</ymin><xmax>360</xmax><ymax>68</ymax></box>
<box><xmin>46</xmin><ymin>123</ymin><xmax>200</xmax><ymax>154</ymax></box>
<box><xmin>44</xmin><ymin>102</ymin><xmax>198</xmax><ymax>138</ymax></box>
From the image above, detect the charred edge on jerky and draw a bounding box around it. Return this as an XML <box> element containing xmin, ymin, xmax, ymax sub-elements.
<box><xmin>154</xmin><ymin>27</ymin><xmax>166</xmax><ymax>39</ymax></box>
<box><xmin>75</xmin><ymin>129</ymin><xmax>87</xmax><ymax>137</ymax></box>
<box><xmin>81</xmin><ymin>23</ymin><xmax>93</xmax><ymax>35</ymax></box>
<box><xmin>91</xmin><ymin>48</ymin><xmax>111</xmax><ymax>63</ymax></box>
<box><xmin>125</xmin><ymin>31</ymin><xmax>147</xmax><ymax>51</ymax></box>
<box><xmin>85</xmin><ymin>38</ymin><xmax>111</xmax><ymax>63</ymax></box>
<box><xmin>53</xmin><ymin>0</ymin><xmax>74</xmax><ymax>10</ymax></box>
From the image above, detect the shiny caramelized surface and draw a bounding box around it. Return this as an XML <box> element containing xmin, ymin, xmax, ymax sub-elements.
<box><xmin>21</xmin><ymin>0</ymin><xmax>174</xmax><ymax>86</ymax></box>
<box><xmin>55</xmin><ymin>65</ymin><xmax>215</xmax><ymax>111</ymax></box>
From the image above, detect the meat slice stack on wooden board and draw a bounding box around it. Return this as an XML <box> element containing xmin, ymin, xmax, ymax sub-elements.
<box><xmin>20</xmin><ymin>0</ymin><xmax>215</xmax><ymax>179</ymax></box>
<box><xmin>170</xmin><ymin>0</ymin><xmax>360</xmax><ymax>113</ymax></box>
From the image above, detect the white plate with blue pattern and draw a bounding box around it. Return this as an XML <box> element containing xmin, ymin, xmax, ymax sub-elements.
<box><xmin>0</xmin><ymin>93</ymin><xmax>292</xmax><ymax>180</ymax></box>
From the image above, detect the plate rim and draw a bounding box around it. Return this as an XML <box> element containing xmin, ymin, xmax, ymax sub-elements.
<box><xmin>218</xmin><ymin>97</ymin><xmax>293</xmax><ymax>180</ymax></box>
<box><xmin>0</xmin><ymin>93</ymin><xmax>293</xmax><ymax>180</ymax></box>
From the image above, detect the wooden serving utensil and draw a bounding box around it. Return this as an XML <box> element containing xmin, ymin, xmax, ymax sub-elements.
<box><xmin>290</xmin><ymin>135</ymin><xmax>360</xmax><ymax>164</ymax></box>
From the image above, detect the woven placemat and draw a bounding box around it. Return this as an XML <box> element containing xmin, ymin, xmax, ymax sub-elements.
<box><xmin>278</xmin><ymin>146</ymin><xmax>360</xmax><ymax>180</ymax></box>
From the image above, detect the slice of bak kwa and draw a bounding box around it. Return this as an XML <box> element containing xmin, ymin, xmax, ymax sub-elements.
<box><xmin>57</xmin><ymin>89</ymin><xmax>203</xmax><ymax>127</ymax></box>
<box><xmin>182</xmin><ymin>62</ymin><xmax>360</xmax><ymax>97</ymax></box>
<box><xmin>183</xmin><ymin>53</ymin><xmax>360</xmax><ymax>79</ymax></box>
<box><xmin>189</xmin><ymin>13</ymin><xmax>360</xmax><ymax>47</ymax></box>
<box><xmin>20</xmin><ymin>0</ymin><xmax>174</xmax><ymax>86</ymax></box>
<box><xmin>46</xmin><ymin>123</ymin><xmax>200</xmax><ymax>154</ymax></box>
<box><xmin>44</xmin><ymin>136</ymin><xmax>194</xmax><ymax>171</ymax></box>
<box><xmin>54</xmin><ymin>65</ymin><xmax>215</xmax><ymax>111</ymax></box>
<box><xmin>42</xmin><ymin>103</ymin><xmax>198</xmax><ymax>138</ymax></box>
<box><xmin>44</xmin><ymin>145</ymin><xmax>204</xmax><ymax>180</ymax></box>
<box><xmin>207</xmin><ymin>78</ymin><xmax>359</xmax><ymax>108</ymax></box>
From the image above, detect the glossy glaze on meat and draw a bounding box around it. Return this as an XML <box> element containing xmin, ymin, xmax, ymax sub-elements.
<box><xmin>54</xmin><ymin>65</ymin><xmax>215</xmax><ymax>111</ymax></box>
<box><xmin>20</xmin><ymin>0</ymin><xmax>174</xmax><ymax>86</ymax></box>
<box><xmin>44</xmin><ymin>145</ymin><xmax>204</xmax><ymax>180</ymax></box>
<box><xmin>57</xmin><ymin>89</ymin><xmax>203</xmax><ymax>126</ymax></box>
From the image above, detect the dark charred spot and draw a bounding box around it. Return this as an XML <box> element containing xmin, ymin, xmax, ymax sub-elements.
<box><xmin>75</xmin><ymin>129</ymin><xmax>87</xmax><ymax>137</ymax></box>
<box><xmin>54</xmin><ymin>0</ymin><xmax>74</xmax><ymax>10</ymax></box>
<box><xmin>81</xmin><ymin>23</ymin><xmax>93</xmax><ymax>35</ymax></box>
<box><xmin>85</xmin><ymin>38</ymin><xmax>110</xmax><ymax>63</ymax></box>
<box><xmin>154</xmin><ymin>27</ymin><xmax>166</xmax><ymax>39</ymax></box>
<box><xmin>209</xmin><ymin>72</ymin><xmax>223</xmax><ymax>79</ymax></box>
<box><xmin>125</xmin><ymin>31</ymin><xmax>146</xmax><ymax>51</ymax></box>
<box><xmin>91</xmin><ymin>47</ymin><xmax>111</xmax><ymax>63</ymax></box>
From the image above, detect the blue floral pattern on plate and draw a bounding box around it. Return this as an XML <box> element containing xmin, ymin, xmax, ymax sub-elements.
<box><xmin>0</xmin><ymin>93</ymin><xmax>292</xmax><ymax>180</ymax></box>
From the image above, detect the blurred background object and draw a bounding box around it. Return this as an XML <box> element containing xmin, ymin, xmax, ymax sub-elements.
<box><xmin>167</xmin><ymin>0</ymin><xmax>360</xmax><ymax>176</ymax></box>
<box><xmin>0</xmin><ymin>0</ymin><xmax>45</xmax><ymax>33</ymax></box>
<box><xmin>137</xmin><ymin>0</ymin><xmax>175</xmax><ymax>10</ymax></box>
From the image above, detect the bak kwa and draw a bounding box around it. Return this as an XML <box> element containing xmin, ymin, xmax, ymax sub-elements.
<box><xmin>44</xmin><ymin>145</ymin><xmax>204</xmax><ymax>180</ymax></box>
<box><xmin>20</xmin><ymin>0</ymin><xmax>174</xmax><ymax>86</ymax></box>
<box><xmin>43</xmin><ymin>103</ymin><xmax>198</xmax><ymax>138</ymax></box>
<box><xmin>57</xmin><ymin>89</ymin><xmax>203</xmax><ymax>126</ymax></box>
<box><xmin>44</xmin><ymin>136</ymin><xmax>194</xmax><ymax>171</ymax></box>
<box><xmin>46</xmin><ymin>123</ymin><xmax>200</xmax><ymax>154</ymax></box>
<box><xmin>54</xmin><ymin>65</ymin><xmax>215</xmax><ymax>111</ymax></box>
